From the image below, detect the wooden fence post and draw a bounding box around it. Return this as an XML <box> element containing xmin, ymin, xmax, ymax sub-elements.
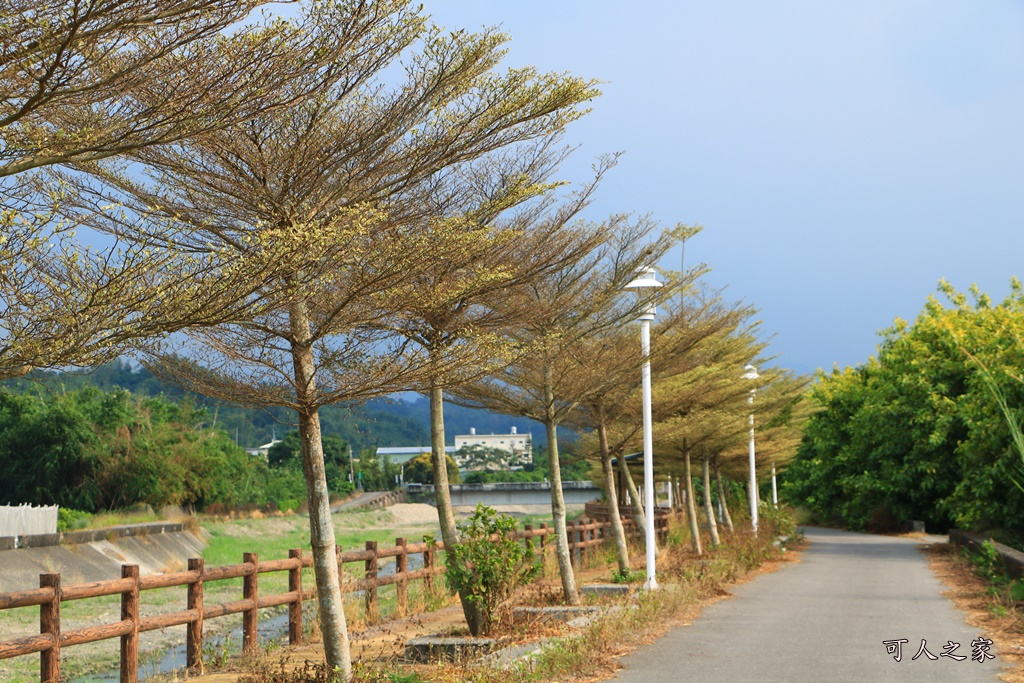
<box><xmin>539</xmin><ymin>523</ymin><xmax>548</xmax><ymax>550</ymax></box>
<box><xmin>582</xmin><ymin>519</ymin><xmax>591</xmax><ymax>564</ymax></box>
<box><xmin>288</xmin><ymin>549</ymin><xmax>303</xmax><ymax>645</ymax></box>
<box><xmin>121</xmin><ymin>565</ymin><xmax>139</xmax><ymax>683</ymax></box>
<box><xmin>568</xmin><ymin>520</ymin><xmax>578</xmax><ymax>570</ymax></box>
<box><xmin>40</xmin><ymin>573</ymin><xmax>60</xmax><ymax>683</ymax></box>
<box><xmin>243</xmin><ymin>553</ymin><xmax>258</xmax><ymax>655</ymax></box>
<box><xmin>186</xmin><ymin>558</ymin><xmax>204</xmax><ymax>672</ymax></box>
<box><xmin>524</xmin><ymin>524</ymin><xmax>533</xmax><ymax>554</ymax></box>
<box><xmin>365</xmin><ymin>541</ymin><xmax>378</xmax><ymax>623</ymax></box>
<box><xmin>395</xmin><ymin>538</ymin><xmax>407</xmax><ymax>617</ymax></box>
<box><xmin>422</xmin><ymin>536</ymin><xmax>435</xmax><ymax>593</ymax></box>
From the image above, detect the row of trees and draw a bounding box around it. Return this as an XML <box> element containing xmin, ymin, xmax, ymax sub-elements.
<box><xmin>785</xmin><ymin>281</ymin><xmax>1024</xmax><ymax>537</ymax></box>
<box><xmin>1</xmin><ymin>0</ymin><xmax>601</xmax><ymax>672</ymax></box>
<box><xmin>442</xmin><ymin>254</ymin><xmax>811</xmax><ymax>580</ymax></box>
<box><xmin>1</xmin><ymin>0</ymin><xmax>807</xmax><ymax>674</ymax></box>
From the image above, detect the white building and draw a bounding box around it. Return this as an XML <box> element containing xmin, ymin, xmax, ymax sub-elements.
<box><xmin>245</xmin><ymin>438</ymin><xmax>281</xmax><ymax>458</ymax></box>
<box><xmin>454</xmin><ymin>427</ymin><xmax>532</xmax><ymax>461</ymax></box>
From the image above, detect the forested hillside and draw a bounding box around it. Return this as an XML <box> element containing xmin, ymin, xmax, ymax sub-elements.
<box><xmin>7</xmin><ymin>361</ymin><xmax>547</xmax><ymax>452</ymax></box>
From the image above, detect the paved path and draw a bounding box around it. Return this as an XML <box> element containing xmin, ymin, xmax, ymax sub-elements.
<box><xmin>330</xmin><ymin>490</ymin><xmax>394</xmax><ymax>513</ymax></box>
<box><xmin>608</xmin><ymin>527</ymin><xmax>1003</xmax><ymax>682</ymax></box>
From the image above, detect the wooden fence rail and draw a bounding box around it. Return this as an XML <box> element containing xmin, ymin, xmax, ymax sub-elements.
<box><xmin>0</xmin><ymin>514</ymin><xmax>669</xmax><ymax>683</ymax></box>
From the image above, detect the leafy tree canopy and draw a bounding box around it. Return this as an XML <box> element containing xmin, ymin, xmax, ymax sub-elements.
<box><xmin>784</xmin><ymin>279</ymin><xmax>1024</xmax><ymax>536</ymax></box>
<box><xmin>0</xmin><ymin>385</ymin><xmax>347</xmax><ymax>512</ymax></box>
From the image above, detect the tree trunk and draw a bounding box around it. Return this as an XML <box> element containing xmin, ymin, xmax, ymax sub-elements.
<box><xmin>682</xmin><ymin>438</ymin><xmax>702</xmax><ymax>556</ymax></box>
<box><xmin>544</xmin><ymin>363</ymin><xmax>579</xmax><ymax>605</ymax></box>
<box><xmin>427</xmin><ymin>377</ymin><xmax>485</xmax><ymax>636</ymax></box>
<box><xmin>702</xmin><ymin>454</ymin><xmax>720</xmax><ymax>548</ymax></box>
<box><xmin>597</xmin><ymin>415</ymin><xmax>630</xmax><ymax>577</ymax></box>
<box><xmin>427</xmin><ymin>382</ymin><xmax>458</xmax><ymax>550</ymax></box>
<box><xmin>289</xmin><ymin>304</ymin><xmax>350</xmax><ymax>679</ymax></box>
<box><xmin>618</xmin><ymin>453</ymin><xmax>646</xmax><ymax>532</ymax></box>
<box><xmin>715</xmin><ymin>460</ymin><xmax>735</xmax><ymax>533</ymax></box>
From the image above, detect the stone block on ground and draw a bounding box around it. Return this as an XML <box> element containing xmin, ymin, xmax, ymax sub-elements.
<box><xmin>404</xmin><ymin>635</ymin><xmax>496</xmax><ymax>663</ymax></box>
<box><xmin>511</xmin><ymin>605</ymin><xmax>603</xmax><ymax>624</ymax></box>
<box><xmin>580</xmin><ymin>582</ymin><xmax>635</xmax><ymax>597</ymax></box>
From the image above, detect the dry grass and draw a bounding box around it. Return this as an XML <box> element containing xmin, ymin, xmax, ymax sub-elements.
<box><xmin>165</xmin><ymin>514</ymin><xmax>802</xmax><ymax>683</ymax></box>
<box><xmin>393</xmin><ymin>528</ymin><xmax>800</xmax><ymax>683</ymax></box>
<box><xmin>922</xmin><ymin>543</ymin><xmax>1024</xmax><ymax>683</ymax></box>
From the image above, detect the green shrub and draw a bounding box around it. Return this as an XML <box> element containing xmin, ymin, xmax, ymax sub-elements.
<box><xmin>967</xmin><ymin>540</ymin><xmax>1008</xmax><ymax>586</ymax></box>
<box><xmin>760</xmin><ymin>505</ymin><xmax>802</xmax><ymax>545</ymax></box>
<box><xmin>57</xmin><ymin>508</ymin><xmax>93</xmax><ymax>532</ymax></box>
<box><xmin>443</xmin><ymin>503</ymin><xmax>540</xmax><ymax>636</ymax></box>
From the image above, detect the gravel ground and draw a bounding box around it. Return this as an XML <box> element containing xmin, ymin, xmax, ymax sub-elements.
<box><xmin>386</xmin><ymin>503</ymin><xmax>444</xmax><ymax>527</ymax></box>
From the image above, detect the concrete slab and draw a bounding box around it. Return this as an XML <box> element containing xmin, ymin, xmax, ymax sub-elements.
<box><xmin>580</xmin><ymin>583</ymin><xmax>635</xmax><ymax>598</ymax></box>
<box><xmin>0</xmin><ymin>530</ymin><xmax>207</xmax><ymax>592</ymax></box>
<box><xmin>473</xmin><ymin>640</ymin><xmax>550</xmax><ymax>669</ymax></box>
<box><xmin>404</xmin><ymin>635</ymin><xmax>496</xmax><ymax>663</ymax></box>
<box><xmin>511</xmin><ymin>605</ymin><xmax>604</xmax><ymax>623</ymax></box>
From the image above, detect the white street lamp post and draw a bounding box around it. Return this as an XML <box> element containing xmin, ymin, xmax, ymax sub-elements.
<box><xmin>743</xmin><ymin>364</ymin><xmax>760</xmax><ymax>534</ymax></box>
<box><xmin>771</xmin><ymin>464</ymin><xmax>778</xmax><ymax>508</ymax></box>
<box><xmin>625</xmin><ymin>267</ymin><xmax>662</xmax><ymax>591</ymax></box>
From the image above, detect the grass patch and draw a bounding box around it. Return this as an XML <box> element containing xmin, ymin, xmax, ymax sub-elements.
<box><xmin>229</xmin><ymin>509</ymin><xmax>794</xmax><ymax>683</ymax></box>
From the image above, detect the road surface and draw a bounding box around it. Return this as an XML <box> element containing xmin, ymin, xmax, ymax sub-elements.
<box><xmin>607</xmin><ymin>527</ymin><xmax>1002</xmax><ymax>682</ymax></box>
<box><xmin>330</xmin><ymin>490</ymin><xmax>394</xmax><ymax>513</ymax></box>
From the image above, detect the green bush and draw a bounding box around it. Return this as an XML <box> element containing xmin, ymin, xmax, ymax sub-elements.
<box><xmin>443</xmin><ymin>503</ymin><xmax>540</xmax><ymax>636</ymax></box>
<box><xmin>57</xmin><ymin>507</ymin><xmax>93</xmax><ymax>532</ymax></box>
<box><xmin>966</xmin><ymin>540</ymin><xmax>1008</xmax><ymax>587</ymax></box>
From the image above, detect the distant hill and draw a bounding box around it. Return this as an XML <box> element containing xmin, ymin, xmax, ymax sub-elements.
<box><xmin>6</xmin><ymin>361</ymin><xmax>548</xmax><ymax>452</ymax></box>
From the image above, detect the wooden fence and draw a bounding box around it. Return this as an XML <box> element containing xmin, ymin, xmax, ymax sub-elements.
<box><xmin>0</xmin><ymin>514</ymin><xmax>669</xmax><ymax>683</ymax></box>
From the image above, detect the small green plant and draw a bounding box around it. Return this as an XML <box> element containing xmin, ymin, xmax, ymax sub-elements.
<box><xmin>988</xmin><ymin>603</ymin><xmax>1010</xmax><ymax>618</ymax></box>
<box><xmin>610</xmin><ymin>568</ymin><xmax>644</xmax><ymax>584</ymax></box>
<box><xmin>966</xmin><ymin>540</ymin><xmax>1008</xmax><ymax>586</ymax></box>
<box><xmin>444</xmin><ymin>503</ymin><xmax>541</xmax><ymax>636</ymax></box>
<box><xmin>204</xmin><ymin>638</ymin><xmax>232</xmax><ymax>669</ymax></box>
<box><xmin>348</xmin><ymin>661</ymin><xmax>429</xmax><ymax>683</ymax></box>
<box><xmin>759</xmin><ymin>504</ymin><xmax>799</xmax><ymax>541</ymax></box>
<box><xmin>57</xmin><ymin>507</ymin><xmax>93</xmax><ymax>532</ymax></box>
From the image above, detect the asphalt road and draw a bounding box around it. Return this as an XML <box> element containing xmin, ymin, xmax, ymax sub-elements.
<box><xmin>607</xmin><ymin>527</ymin><xmax>1003</xmax><ymax>683</ymax></box>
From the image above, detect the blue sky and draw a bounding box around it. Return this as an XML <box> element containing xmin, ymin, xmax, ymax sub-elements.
<box><xmin>418</xmin><ymin>1</ymin><xmax>1024</xmax><ymax>375</ymax></box>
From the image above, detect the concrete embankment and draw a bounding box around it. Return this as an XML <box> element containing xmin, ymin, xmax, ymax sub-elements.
<box><xmin>0</xmin><ymin>524</ymin><xmax>207</xmax><ymax>592</ymax></box>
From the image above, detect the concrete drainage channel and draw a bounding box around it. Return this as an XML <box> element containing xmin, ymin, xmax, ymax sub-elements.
<box><xmin>404</xmin><ymin>583</ymin><xmax>633</xmax><ymax>668</ymax></box>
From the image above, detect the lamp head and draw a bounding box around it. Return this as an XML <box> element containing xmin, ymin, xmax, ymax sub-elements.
<box><xmin>742</xmin><ymin>364</ymin><xmax>759</xmax><ymax>380</ymax></box>
<box><xmin>624</xmin><ymin>266</ymin><xmax>663</xmax><ymax>290</ymax></box>
<box><xmin>625</xmin><ymin>266</ymin><xmax>661</xmax><ymax>320</ymax></box>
